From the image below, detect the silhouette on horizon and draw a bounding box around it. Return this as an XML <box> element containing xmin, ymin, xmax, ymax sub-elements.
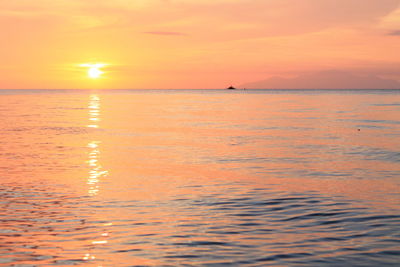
<box><xmin>240</xmin><ymin>70</ymin><xmax>400</xmax><ymax>89</ymax></box>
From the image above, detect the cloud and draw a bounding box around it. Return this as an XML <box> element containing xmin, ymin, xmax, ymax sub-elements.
<box><xmin>153</xmin><ymin>0</ymin><xmax>400</xmax><ymax>40</ymax></box>
<box><xmin>143</xmin><ymin>31</ymin><xmax>187</xmax><ymax>36</ymax></box>
<box><xmin>241</xmin><ymin>70</ymin><xmax>400</xmax><ymax>89</ymax></box>
<box><xmin>2</xmin><ymin>0</ymin><xmax>400</xmax><ymax>40</ymax></box>
<box><xmin>388</xmin><ymin>30</ymin><xmax>400</xmax><ymax>35</ymax></box>
<box><xmin>379</xmin><ymin>6</ymin><xmax>400</xmax><ymax>33</ymax></box>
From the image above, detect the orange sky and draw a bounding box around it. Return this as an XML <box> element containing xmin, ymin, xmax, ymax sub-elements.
<box><xmin>1</xmin><ymin>0</ymin><xmax>400</xmax><ymax>89</ymax></box>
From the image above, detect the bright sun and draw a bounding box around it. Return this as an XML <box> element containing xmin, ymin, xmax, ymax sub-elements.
<box><xmin>81</xmin><ymin>63</ymin><xmax>105</xmax><ymax>79</ymax></box>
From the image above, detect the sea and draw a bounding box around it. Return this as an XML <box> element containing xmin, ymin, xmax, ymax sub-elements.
<box><xmin>0</xmin><ymin>89</ymin><xmax>399</xmax><ymax>266</ymax></box>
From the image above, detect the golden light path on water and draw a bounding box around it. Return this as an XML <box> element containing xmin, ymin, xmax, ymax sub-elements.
<box><xmin>84</xmin><ymin>94</ymin><xmax>110</xmax><ymax>264</ymax></box>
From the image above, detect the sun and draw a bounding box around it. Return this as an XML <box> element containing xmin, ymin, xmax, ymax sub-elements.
<box><xmin>88</xmin><ymin>67</ymin><xmax>102</xmax><ymax>79</ymax></box>
<box><xmin>81</xmin><ymin>63</ymin><xmax>106</xmax><ymax>79</ymax></box>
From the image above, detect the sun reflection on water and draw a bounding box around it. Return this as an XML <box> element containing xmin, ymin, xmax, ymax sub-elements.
<box><xmin>84</xmin><ymin>94</ymin><xmax>111</xmax><ymax>263</ymax></box>
<box><xmin>88</xmin><ymin>94</ymin><xmax>100</xmax><ymax>128</ymax></box>
<box><xmin>86</xmin><ymin>94</ymin><xmax>108</xmax><ymax>196</ymax></box>
<box><xmin>87</xmin><ymin>140</ymin><xmax>108</xmax><ymax>196</ymax></box>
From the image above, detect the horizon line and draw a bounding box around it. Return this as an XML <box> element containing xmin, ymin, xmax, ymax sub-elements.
<box><xmin>1</xmin><ymin>88</ymin><xmax>400</xmax><ymax>91</ymax></box>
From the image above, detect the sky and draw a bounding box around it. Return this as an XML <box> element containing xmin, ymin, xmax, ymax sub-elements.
<box><xmin>1</xmin><ymin>0</ymin><xmax>400</xmax><ymax>89</ymax></box>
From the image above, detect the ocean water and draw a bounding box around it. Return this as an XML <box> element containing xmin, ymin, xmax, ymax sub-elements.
<box><xmin>0</xmin><ymin>89</ymin><xmax>399</xmax><ymax>266</ymax></box>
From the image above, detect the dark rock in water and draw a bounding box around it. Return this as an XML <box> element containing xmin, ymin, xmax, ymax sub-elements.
<box><xmin>227</xmin><ymin>86</ymin><xmax>236</xmax><ymax>90</ymax></box>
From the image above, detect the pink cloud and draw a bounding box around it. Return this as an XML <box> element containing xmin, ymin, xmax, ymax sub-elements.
<box><xmin>388</xmin><ymin>30</ymin><xmax>400</xmax><ymax>35</ymax></box>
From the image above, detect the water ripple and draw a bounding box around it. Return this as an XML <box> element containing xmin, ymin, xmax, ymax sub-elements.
<box><xmin>1</xmin><ymin>90</ymin><xmax>400</xmax><ymax>266</ymax></box>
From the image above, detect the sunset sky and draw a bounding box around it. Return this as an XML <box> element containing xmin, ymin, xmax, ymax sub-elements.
<box><xmin>1</xmin><ymin>0</ymin><xmax>400</xmax><ymax>89</ymax></box>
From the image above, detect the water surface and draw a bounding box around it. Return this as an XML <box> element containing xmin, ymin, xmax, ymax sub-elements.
<box><xmin>1</xmin><ymin>89</ymin><xmax>399</xmax><ymax>266</ymax></box>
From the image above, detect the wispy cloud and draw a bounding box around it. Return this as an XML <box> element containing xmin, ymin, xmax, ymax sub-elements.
<box><xmin>143</xmin><ymin>31</ymin><xmax>187</xmax><ymax>36</ymax></box>
<box><xmin>388</xmin><ymin>30</ymin><xmax>400</xmax><ymax>35</ymax></box>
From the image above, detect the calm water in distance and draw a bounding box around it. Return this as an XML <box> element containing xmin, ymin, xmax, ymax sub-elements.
<box><xmin>0</xmin><ymin>89</ymin><xmax>399</xmax><ymax>266</ymax></box>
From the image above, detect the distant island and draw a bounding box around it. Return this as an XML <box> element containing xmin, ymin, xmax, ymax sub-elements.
<box><xmin>240</xmin><ymin>70</ymin><xmax>400</xmax><ymax>89</ymax></box>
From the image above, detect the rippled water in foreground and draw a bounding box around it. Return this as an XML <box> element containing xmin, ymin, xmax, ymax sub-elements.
<box><xmin>1</xmin><ymin>89</ymin><xmax>399</xmax><ymax>266</ymax></box>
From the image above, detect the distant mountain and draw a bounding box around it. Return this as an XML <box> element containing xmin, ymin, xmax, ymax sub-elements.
<box><xmin>241</xmin><ymin>70</ymin><xmax>400</xmax><ymax>89</ymax></box>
